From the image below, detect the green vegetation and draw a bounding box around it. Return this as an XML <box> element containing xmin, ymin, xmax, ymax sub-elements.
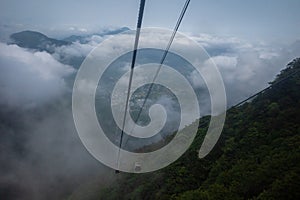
<box><xmin>95</xmin><ymin>58</ymin><xmax>300</xmax><ymax>200</ymax></box>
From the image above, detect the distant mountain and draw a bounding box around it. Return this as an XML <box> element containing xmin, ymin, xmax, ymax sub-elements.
<box><xmin>9</xmin><ymin>27</ymin><xmax>130</xmax><ymax>68</ymax></box>
<box><xmin>63</xmin><ymin>27</ymin><xmax>130</xmax><ymax>43</ymax></box>
<box><xmin>10</xmin><ymin>30</ymin><xmax>71</xmax><ymax>53</ymax></box>
<box><xmin>63</xmin><ymin>35</ymin><xmax>86</xmax><ymax>43</ymax></box>
<box><xmin>99</xmin><ymin>27</ymin><xmax>130</xmax><ymax>36</ymax></box>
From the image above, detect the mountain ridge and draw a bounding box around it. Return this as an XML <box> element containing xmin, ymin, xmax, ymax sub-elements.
<box><xmin>9</xmin><ymin>27</ymin><xmax>131</xmax><ymax>52</ymax></box>
<box><xmin>63</xmin><ymin>27</ymin><xmax>130</xmax><ymax>43</ymax></box>
<box><xmin>10</xmin><ymin>30</ymin><xmax>71</xmax><ymax>53</ymax></box>
<box><xmin>92</xmin><ymin>58</ymin><xmax>300</xmax><ymax>200</ymax></box>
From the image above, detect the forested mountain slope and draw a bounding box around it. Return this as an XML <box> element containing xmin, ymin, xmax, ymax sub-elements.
<box><xmin>94</xmin><ymin>58</ymin><xmax>300</xmax><ymax>200</ymax></box>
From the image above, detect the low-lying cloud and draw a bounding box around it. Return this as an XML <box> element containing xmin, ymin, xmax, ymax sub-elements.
<box><xmin>0</xmin><ymin>42</ymin><xmax>74</xmax><ymax>108</ymax></box>
<box><xmin>0</xmin><ymin>42</ymin><xmax>112</xmax><ymax>200</ymax></box>
<box><xmin>189</xmin><ymin>33</ymin><xmax>299</xmax><ymax>106</ymax></box>
<box><xmin>0</xmin><ymin>27</ymin><xmax>299</xmax><ymax>200</ymax></box>
<box><xmin>63</xmin><ymin>30</ymin><xmax>300</xmax><ymax>111</ymax></box>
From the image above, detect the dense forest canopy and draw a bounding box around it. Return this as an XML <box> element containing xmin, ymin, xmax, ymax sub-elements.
<box><xmin>91</xmin><ymin>58</ymin><xmax>300</xmax><ymax>200</ymax></box>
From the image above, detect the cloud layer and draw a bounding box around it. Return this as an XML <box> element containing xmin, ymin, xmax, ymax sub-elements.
<box><xmin>0</xmin><ymin>42</ymin><xmax>74</xmax><ymax>108</ymax></box>
<box><xmin>190</xmin><ymin>33</ymin><xmax>299</xmax><ymax>106</ymax></box>
<box><xmin>0</xmin><ymin>28</ymin><xmax>299</xmax><ymax>199</ymax></box>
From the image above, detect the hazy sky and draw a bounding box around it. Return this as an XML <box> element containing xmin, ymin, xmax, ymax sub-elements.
<box><xmin>1</xmin><ymin>0</ymin><xmax>300</xmax><ymax>43</ymax></box>
<box><xmin>0</xmin><ymin>2</ymin><xmax>300</xmax><ymax>198</ymax></box>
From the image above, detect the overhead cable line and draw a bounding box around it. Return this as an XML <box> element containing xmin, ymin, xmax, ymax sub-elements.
<box><xmin>197</xmin><ymin>68</ymin><xmax>300</xmax><ymax>128</ymax></box>
<box><xmin>232</xmin><ymin>68</ymin><xmax>300</xmax><ymax>108</ymax></box>
<box><xmin>132</xmin><ymin>0</ymin><xmax>191</xmax><ymax>129</ymax></box>
<box><xmin>116</xmin><ymin>0</ymin><xmax>146</xmax><ymax>173</ymax></box>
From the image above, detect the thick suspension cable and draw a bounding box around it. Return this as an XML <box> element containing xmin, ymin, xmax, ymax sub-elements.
<box><xmin>116</xmin><ymin>0</ymin><xmax>146</xmax><ymax>172</ymax></box>
<box><xmin>132</xmin><ymin>0</ymin><xmax>191</xmax><ymax>128</ymax></box>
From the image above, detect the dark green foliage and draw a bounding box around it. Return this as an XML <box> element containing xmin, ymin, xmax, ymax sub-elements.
<box><xmin>97</xmin><ymin>58</ymin><xmax>300</xmax><ymax>200</ymax></box>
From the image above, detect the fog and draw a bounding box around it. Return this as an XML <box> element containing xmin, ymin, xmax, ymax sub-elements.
<box><xmin>0</xmin><ymin>42</ymin><xmax>115</xmax><ymax>200</ymax></box>
<box><xmin>0</xmin><ymin>27</ymin><xmax>299</xmax><ymax>199</ymax></box>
